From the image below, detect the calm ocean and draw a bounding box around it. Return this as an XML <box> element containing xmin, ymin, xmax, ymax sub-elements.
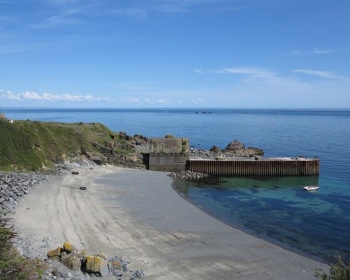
<box><xmin>2</xmin><ymin>108</ymin><xmax>350</xmax><ymax>262</ymax></box>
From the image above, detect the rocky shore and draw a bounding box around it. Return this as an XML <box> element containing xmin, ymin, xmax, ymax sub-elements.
<box><xmin>0</xmin><ymin>138</ymin><xmax>322</xmax><ymax>280</ymax></box>
<box><xmin>0</xmin><ymin>160</ymin><xmax>99</xmax><ymax>213</ymax></box>
<box><xmin>168</xmin><ymin>170</ymin><xmax>210</xmax><ymax>181</ymax></box>
<box><xmin>2</xmin><ymin>165</ymin><xmax>146</xmax><ymax>280</ymax></box>
<box><xmin>1</xmin><ymin>171</ymin><xmax>51</xmax><ymax>212</ymax></box>
<box><xmin>6</xmin><ymin>165</ymin><xmax>329</xmax><ymax>280</ymax></box>
<box><xmin>0</xmin><ymin>138</ymin><xmax>264</xmax><ymax>279</ymax></box>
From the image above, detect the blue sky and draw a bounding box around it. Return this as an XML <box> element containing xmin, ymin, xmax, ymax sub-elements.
<box><xmin>0</xmin><ymin>0</ymin><xmax>349</xmax><ymax>108</ymax></box>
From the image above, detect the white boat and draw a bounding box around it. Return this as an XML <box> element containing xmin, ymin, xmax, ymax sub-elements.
<box><xmin>303</xmin><ymin>186</ymin><xmax>319</xmax><ymax>191</ymax></box>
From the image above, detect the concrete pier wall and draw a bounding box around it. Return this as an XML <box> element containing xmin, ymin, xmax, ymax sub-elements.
<box><xmin>148</xmin><ymin>138</ymin><xmax>190</xmax><ymax>172</ymax></box>
<box><xmin>149</xmin><ymin>153</ymin><xmax>189</xmax><ymax>172</ymax></box>
<box><xmin>187</xmin><ymin>159</ymin><xmax>319</xmax><ymax>176</ymax></box>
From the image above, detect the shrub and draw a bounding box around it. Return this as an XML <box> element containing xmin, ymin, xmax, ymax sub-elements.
<box><xmin>315</xmin><ymin>256</ymin><xmax>350</xmax><ymax>280</ymax></box>
<box><xmin>0</xmin><ymin>214</ymin><xmax>46</xmax><ymax>279</ymax></box>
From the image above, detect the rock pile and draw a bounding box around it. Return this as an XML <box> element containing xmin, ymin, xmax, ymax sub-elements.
<box><xmin>168</xmin><ymin>171</ymin><xmax>209</xmax><ymax>181</ymax></box>
<box><xmin>15</xmin><ymin>234</ymin><xmax>52</xmax><ymax>259</ymax></box>
<box><xmin>0</xmin><ymin>172</ymin><xmax>48</xmax><ymax>212</ymax></box>
<box><xmin>45</xmin><ymin>242</ymin><xmax>145</xmax><ymax>280</ymax></box>
<box><xmin>190</xmin><ymin>139</ymin><xmax>264</xmax><ymax>160</ymax></box>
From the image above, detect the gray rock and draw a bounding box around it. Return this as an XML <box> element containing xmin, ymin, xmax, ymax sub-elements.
<box><xmin>133</xmin><ymin>269</ymin><xmax>145</xmax><ymax>279</ymax></box>
<box><xmin>225</xmin><ymin>139</ymin><xmax>245</xmax><ymax>152</ymax></box>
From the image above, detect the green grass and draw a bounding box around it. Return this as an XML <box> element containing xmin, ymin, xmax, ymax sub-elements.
<box><xmin>0</xmin><ymin>214</ymin><xmax>47</xmax><ymax>279</ymax></box>
<box><xmin>315</xmin><ymin>256</ymin><xmax>350</xmax><ymax>280</ymax></box>
<box><xmin>0</xmin><ymin>120</ymin><xmax>134</xmax><ymax>171</ymax></box>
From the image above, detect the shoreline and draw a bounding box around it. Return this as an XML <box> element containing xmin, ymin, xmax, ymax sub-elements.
<box><xmin>10</xmin><ymin>165</ymin><xmax>328</xmax><ymax>279</ymax></box>
<box><xmin>171</xmin><ymin>179</ymin><xmax>326</xmax><ymax>265</ymax></box>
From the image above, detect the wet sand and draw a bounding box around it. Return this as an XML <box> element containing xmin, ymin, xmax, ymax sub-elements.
<box><xmin>12</xmin><ymin>166</ymin><xmax>328</xmax><ymax>279</ymax></box>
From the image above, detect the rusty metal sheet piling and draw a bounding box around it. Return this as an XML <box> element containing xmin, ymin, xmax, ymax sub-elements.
<box><xmin>187</xmin><ymin>159</ymin><xmax>319</xmax><ymax>176</ymax></box>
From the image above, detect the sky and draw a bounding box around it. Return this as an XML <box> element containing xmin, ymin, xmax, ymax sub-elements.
<box><xmin>0</xmin><ymin>0</ymin><xmax>349</xmax><ymax>108</ymax></box>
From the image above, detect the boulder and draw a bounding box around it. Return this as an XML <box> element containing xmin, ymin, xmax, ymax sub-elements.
<box><xmin>63</xmin><ymin>241</ymin><xmax>75</xmax><ymax>254</ymax></box>
<box><xmin>119</xmin><ymin>131</ymin><xmax>131</xmax><ymax>140</ymax></box>
<box><xmin>125</xmin><ymin>154</ymin><xmax>140</xmax><ymax>164</ymax></box>
<box><xmin>108</xmin><ymin>258</ymin><xmax>122</xmax><ymax>271</ymax></box>
<box><xmin>56</xmin><ymin>154</ymin><xmax>67</xmax><ymax>163</ymax></box>
<box><xmin>224</xmin><ymin>140</ymin><xmax>264</xmax><ymax>156</ymax></box>
<box><xmin>47</xmin><ymin>247</ymin><xmax>62</xmax><ymax>258</ymax></box>
<box><xmin>225</xmin><ymin>140</ymin><xmax>245</xmax><ymax>152</ymax></box>
<box><xmin>244</xmin><ymin>147</ymin><xmax>264</xmax><ymax>156</ymax></box>
<box><xmin>209</xmin><ymin>145</ymin><xmax>221</xmax><ymax>153</ymax></box>
<box><xmin>61</xmin><ymin>252</ymin><xmax>81</xmax><ymax>271</ymax></box>
<box><xmin>90</xmin><ymin>156</ymin><xmax>103</xmax><ymax>165</ymax></box>
<box><xmin>84</xmin><ymin>255</ymin><xmax>109</xmax><ymax>277</ymax></box>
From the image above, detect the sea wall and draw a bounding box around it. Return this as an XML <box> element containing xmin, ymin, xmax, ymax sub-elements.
<box><xmin>146</xmin><ymin>138</ymin><xmax>319</xmax><ymax>176</ymax></box>
<box><xmin>149</xmin><ymin>153</ymin><xmax>189</xmax><ymax>172</ymax></box>
<box><xmin>187</xmin><ymin>158</ymin><xmax>319</xmax><ymax>176</ymax></box>
<box><xmin>148</xmin><ymin>138</ymin><xmax>190</xmax><ymax>172</ymax></box>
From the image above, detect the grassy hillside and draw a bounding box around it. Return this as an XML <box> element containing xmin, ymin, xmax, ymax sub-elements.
<box><xmin>0</xmin><ymin>119</ymin><xmax>127</xmax><ymax>171</ymax></box>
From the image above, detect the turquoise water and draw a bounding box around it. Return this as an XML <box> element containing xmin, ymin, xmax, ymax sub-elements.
<box><xmin>174</xmin><ymin>176</ymin><xmax>350</xmax><ymax>262</ymax></box>
<box><xmin>2</xmin><ymin>108</ymin><xmax>350</xmax><ymax>261</ymax></box>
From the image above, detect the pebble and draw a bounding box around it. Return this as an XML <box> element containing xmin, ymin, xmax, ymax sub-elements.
<box><xmin>1</xmin><ymin>164</ymin><xmax>146</xmax><ymax>280</ymax></box>
<box><xmin>0</xmin><ymin>169</ymin><xmax>62</xmax><ymax>212</ymax></box>
<box><xmin>168</xmin><ymin>170</ymin><xmax>209</xmax><ymax>181</ymax></box>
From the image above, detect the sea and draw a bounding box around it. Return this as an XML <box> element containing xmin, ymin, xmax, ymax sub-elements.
<box><xmin>2</xmin><ymin>108</ymin><xmax>350</xmax><ymax>262</ymax></box>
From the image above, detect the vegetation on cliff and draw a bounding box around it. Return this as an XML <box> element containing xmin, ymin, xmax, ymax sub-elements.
<box><xmin>0</xmin><ymin>119</ymin><xmax>134</xmax><ymax>171</ymax></box>
<box><xmin>0</xmin><ymin>215</ymin><xmax>46</xmax><ymax>279</ymax></box>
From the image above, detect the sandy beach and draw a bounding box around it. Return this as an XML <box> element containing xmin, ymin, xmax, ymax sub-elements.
<box><xmin>12</xmin><ymin>166</ymin><xmax>328</xmax><ymax>279</ymax></box>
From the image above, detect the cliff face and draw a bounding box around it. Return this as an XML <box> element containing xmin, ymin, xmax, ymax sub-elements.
<box><xmin>0</xmin><ymin>120</ymin><xmax>141</xmax><ymax>171</ymax></box>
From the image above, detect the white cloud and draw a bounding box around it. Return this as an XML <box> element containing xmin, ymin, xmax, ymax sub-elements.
<box><xmin>219</xmin><ymin>67</ymin><xmax>276</xmax><ymax>79</ymax></box>
<box><xmin>292</xmin><ymin>50</ymin><xmax>304</xmax><ymax>55</ymax></box>
<box><xmin>292</xmin><ymin>48</ymin><xmax>333</xmax><ymax>56</ymax></box>
<box><xmin>47</xmin><ymin>9</ymin><xmax>84</xmax><ymax>26</ymax></box>
<box><xmin>312</xmin><ymin>48</ymin><xmax>332</xmax><ymax>54</ymax></box>
<box><xmin>38</xmin><ymin>0</ymin><xmax>233</xmax><ymax>23</ymax></box>
<box><xmin>202</xmin><ymin>66</ymin><xmax>312</xmax><ymax>91</ymax></box>
<box><xmin>121</xmin><ymin>97</ymin><xmax>141</xmax><ymax>103</ymax></box>
<box><xmin>2</xmin><ymin>90</ymin><xmax>111</xmax><ymax>102</ymax></box>
<box><xmin>157</xmin><ymin>98</ymin><xmax>170</xmax><ymax>104</ymax></box>
<box><xmin>196</xmin><ymin>67</ymin><xmax>277</xmax><ymax>79</ymax></box>
<box><xmin>293</xmin><ymin>69</ymin><xmax>336</xmax><ymax>79</ymax></box>
<box><xmin>6</xmin><ymin>91</ymin><xmax>22</xmax><ymax>100</ymax></box>
<box><xmin>193</xmin><ymin>98</ymin><xmax>204</xmax><ymax>104</ymax></box>
<box><xmin>194</xmin><ymin>69</ymin><xmax>204</xmax><ymax>74</ymax></box>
